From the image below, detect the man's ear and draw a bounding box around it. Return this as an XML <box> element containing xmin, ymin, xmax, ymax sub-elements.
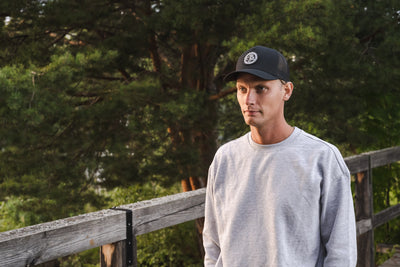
<box><xmin>283</xmin><ymin>82</ymin><xmax>294</xmax><ymax>101</ymax></box>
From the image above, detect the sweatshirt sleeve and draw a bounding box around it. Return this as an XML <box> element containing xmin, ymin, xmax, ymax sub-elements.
<box><xmin>320</xmin><ymin>155</ymin><xmax>357</xmax><ymax>267</ymax></box>
<box><xmin>203</xmin><ymin>160</ymin><xmax>221</xmax><ymax>266</ymax></box>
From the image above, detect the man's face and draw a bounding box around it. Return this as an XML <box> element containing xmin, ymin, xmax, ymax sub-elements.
<box><xmin>236</xmin><ymin>73</ymin><xmax>289</xmax><ymax>130</ymax></box>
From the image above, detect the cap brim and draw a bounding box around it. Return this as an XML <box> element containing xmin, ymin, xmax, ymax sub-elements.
<box><xmin>224</xmin><ymin>69</ymin><xmax>279</xmax><ymax>82</ymax></box>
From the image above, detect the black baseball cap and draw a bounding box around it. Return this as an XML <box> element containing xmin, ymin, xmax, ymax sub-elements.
<box><xmin>224</xmin><ymin>46</ymin><xmax>290</xmax><ymax>82</ymax></box>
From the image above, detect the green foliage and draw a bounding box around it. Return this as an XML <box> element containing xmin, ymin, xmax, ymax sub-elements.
<box><xmin>373</xmin><ymin>163</ymin><xmax>400</xmax><ymax>264</ymax></box>
<box><xmin>59</xmin><ymin>248</ymin><xmax>100</xmax><ymax>267</ymax></box>
<box><xmin>217</xmin><ymin>93</ymin><xmax>248</xmax><ymax>144</ymax></box>
<box><xmin>0</xmin><ymin>0</ymin><xmax>251</xmax><ymax>219</ymax></box>
<box><xmin>137</xmin><ymin>222</ymin><xmax>202</xmax><ymax>267</ymax></box>
<box><xmin>0</xmin><ymin>196</ymin><xmax>43</xmax><ymax>231</ymax></box>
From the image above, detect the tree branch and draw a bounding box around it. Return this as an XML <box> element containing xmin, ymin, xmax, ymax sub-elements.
<box><xmin>208</xmin><ymin>87</ymin><xmax>236</xmax><ymax>101</ymax></box>
<box><xmin>359</xmin><ymin>28</ymin><xmax>384</xmax><ymax>44</ymax></box>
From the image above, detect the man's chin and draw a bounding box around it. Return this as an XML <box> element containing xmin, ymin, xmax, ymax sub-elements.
<box><xmin>245</xmin><ymin>119</ymin><xmax>259</xmax><ymax>127</ymax></box>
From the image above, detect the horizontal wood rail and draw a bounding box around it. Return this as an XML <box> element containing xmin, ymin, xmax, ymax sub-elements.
<box><xmin>0</xmin><ymin>189</ymin><xmax>206</xmax><ymax>267</ymax></box>
<box><xmin>0</xmin><ymin>146</ymin><xmax>400</xmax><ymax>266</ymax></box>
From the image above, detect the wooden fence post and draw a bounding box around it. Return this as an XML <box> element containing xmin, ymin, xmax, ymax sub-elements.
<box><xmin>100</xmin><ymin>238</ymin><xmax>137</xmax><ymax>267</ymax></box>
<box><xmin>355</xmin><ymin>155</ymin><xmax>374</xmax><ymax>267</ymax></box>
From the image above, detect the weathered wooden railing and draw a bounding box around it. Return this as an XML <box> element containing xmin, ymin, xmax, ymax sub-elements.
<box><xmin>1</xmin><ymin>146</ymin><xmax>400</xmax><ymax>267</ymax></box>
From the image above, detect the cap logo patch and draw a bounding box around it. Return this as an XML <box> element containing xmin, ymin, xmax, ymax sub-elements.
<box><xmin>243</xmin><ymin>52</ymin><xmax>258</xmax><ymax>65</ymax></box>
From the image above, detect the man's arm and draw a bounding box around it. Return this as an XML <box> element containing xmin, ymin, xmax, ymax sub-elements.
<box><xmin>203</xmin><ymin>166</ymin><xmax>221</xmax><ymax>266</ymax></box>
<box><xmin>320</xmin><ymin>170</ymin><xmax>357</xmax><ymax>266</ymax></box>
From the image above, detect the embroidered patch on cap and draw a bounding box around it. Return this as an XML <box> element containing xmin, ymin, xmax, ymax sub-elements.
<box><xmin>243</xmin><ymin>52</ymin><xmax>258</xmax><ymax>65</ymax></box>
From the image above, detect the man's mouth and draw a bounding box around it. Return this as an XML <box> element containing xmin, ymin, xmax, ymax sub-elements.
<box><xmin>244</xmin><ymin>110</ymin><xmax>259</xmax><ymax>115</ymax></box>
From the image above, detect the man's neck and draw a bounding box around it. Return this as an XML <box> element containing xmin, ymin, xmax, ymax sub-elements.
<box><xmin>250</xmin><ymin>122</ymin><xmax>294</xmax><ymax>145</ymax></box>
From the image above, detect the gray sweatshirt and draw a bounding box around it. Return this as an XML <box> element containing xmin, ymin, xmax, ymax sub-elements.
<box><xmin>203</xmin><ymin>127</ymin><xmax>357</xmax><ymax>266</ymax></box>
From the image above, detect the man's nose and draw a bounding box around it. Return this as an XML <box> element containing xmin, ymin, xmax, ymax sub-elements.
<box><xmin>245</xmin><ymin>89</ymin><xmax>256</xmax><ymax>105</ymax></box>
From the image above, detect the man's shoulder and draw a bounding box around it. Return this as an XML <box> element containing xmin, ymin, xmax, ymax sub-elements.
<box><xmin>297</xmin><ymin>129</ymin><xmax>339</xmax><ymax>153</ymax></box>
<box><xmin>296</xmin><ymin>128</ymin><xmax>349</xmax><ymax>175</ymax></box>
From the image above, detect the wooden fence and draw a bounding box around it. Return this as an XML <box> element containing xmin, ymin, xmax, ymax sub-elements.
<box><xmin>1</xmin><ymin>146</ymin><xmax>400</xmax><ymax>267</ymax></box>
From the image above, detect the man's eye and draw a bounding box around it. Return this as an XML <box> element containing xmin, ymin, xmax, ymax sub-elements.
<box><xmin>238</xmin><ymin>87</ymin><xmax>247</xmax><ymax>93</ymax></box>
<box><xmin>256</xmin><ymin>86</ymin><xmax>267</xmax><ymax>92</ymax></box>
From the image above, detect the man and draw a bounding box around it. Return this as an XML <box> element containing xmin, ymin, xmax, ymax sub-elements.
<box><xmin>203</xmin><ymin>46</ymin><xmax>357</xmax><ymax>266</ymax></box>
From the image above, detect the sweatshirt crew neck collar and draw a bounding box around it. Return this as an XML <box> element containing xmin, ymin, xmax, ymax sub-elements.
<box><xmin>247</xmin><ymin>127</ymin><xmax>301</xmax><ymax>150</ymax></box>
